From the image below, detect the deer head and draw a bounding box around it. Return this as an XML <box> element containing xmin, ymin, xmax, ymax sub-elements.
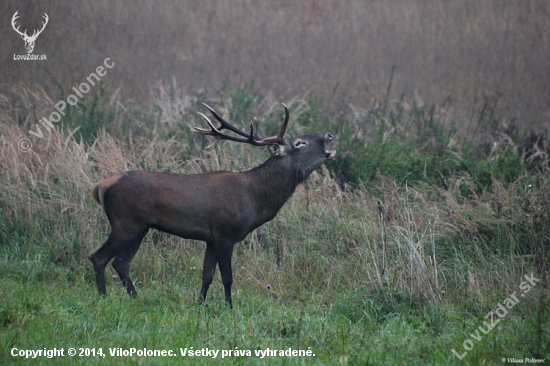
<box><xmin>12</xmin><ymin>11</ymin><xmax>49</xmax><ymax>54</ymax></box>
<box><xmin>195</xmin><ymin>103</ymin><xmax>336</xmax><ymax>181</ymax></box>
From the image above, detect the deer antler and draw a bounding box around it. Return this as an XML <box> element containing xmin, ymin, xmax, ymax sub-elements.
<box><xmin>11</xmin><ymin>11</ymin><xmax>27</xmax><ymax>37</ymax></box>
<box><xmin>194</xmin><ymin>104</ymin><xmax>289</xmax><ymax>147</ymax></box>
<box><xmin>11</xmin><ymin>11</ymin><xmax>48</xmax><ymax>40</ymax></box>
<box><xmin>30</xmin><ymin>13</ymin><xmax>49</xmax><ymax>39</ymax></box>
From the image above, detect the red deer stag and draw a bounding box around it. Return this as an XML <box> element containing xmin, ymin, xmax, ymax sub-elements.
<box><xmin>89</xmin><ymin>104</ymin><xmax>336</xmax><ymax>307</ymax></box>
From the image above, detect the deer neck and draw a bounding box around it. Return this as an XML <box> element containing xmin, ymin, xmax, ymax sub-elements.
<box><xmin>245</xmin><ymin>156</ymin><xmax>303</xmax><ymax>221</ymax></box>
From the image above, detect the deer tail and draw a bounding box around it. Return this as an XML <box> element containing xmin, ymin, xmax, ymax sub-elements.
<box><xmin>92</xmin><ymin>174</ymin><xmax>123</xmax><ymax>208</ymax></box>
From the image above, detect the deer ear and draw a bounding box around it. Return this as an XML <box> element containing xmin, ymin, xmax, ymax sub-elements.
<box><xmin>268</xmin><ymin>144</ymin><xmax>286</xmax><ymax>157</ymax></box>
<box><xmin>293</xmin><ymin>138</ymin><xmax>308</xmax><ymax>148</ymax></box>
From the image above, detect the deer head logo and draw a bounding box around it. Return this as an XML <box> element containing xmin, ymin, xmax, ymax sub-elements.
<box><xmin>11</xmin><ymin>11</ymin><xmax>49</xmax><ymax>54</ymax></box>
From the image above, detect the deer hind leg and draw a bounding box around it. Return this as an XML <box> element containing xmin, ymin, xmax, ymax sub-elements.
<box><xmin>199</xmin><ymin>241</ymin><xmax>217</xmax><ymax>304</ymax></box>
<box><xmin>111</xmin><ymin>228</ymin><xmax>148</xmax><ymax>298</ymax></box>
<box><xmin>89</xmin><ymin>235</ymin><xmax>118</xmax><ymax>296</ymax></box>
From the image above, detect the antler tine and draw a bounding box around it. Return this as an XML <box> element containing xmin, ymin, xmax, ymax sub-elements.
<box><xmin>192</xmin><ymin>112</ymin><xmax>224</xmax><ymax>148</ymax></box>
<box><xmin>194</xmin><ymin>111</ymin><xmax>252</xmax><ymax>147</ymax></box>
<box><xmin>11</xmin><ymin>11</ymin><xmax>27</xmax><ymax>36</ymax></box>
<box><xmin>246</xmin><ymin>103</ymin><xmax>289</xmax><ymax>145</ymax></box>
<box><xmin>193</xmin><ymin>112</ymin><xmax>216</xmax><ymax>134</ymax></box>
<box><xmin>31</xmin><ymin>13</ymin><xmax>49</xmax><ymax>38</ymax></box>
<box><xmin>278</xmin><ymin>103</ymin><xmax>290</xmax><ymax>139</ymax></box>
<box><xmin>38</xmin><ymin>13</ymin><xmax>49</xmax><ymax>33</ymax></box>
<box><xmin>202</xmin><ymin>103</ymin><xmax>250</xmax><ymax>138</ymax></box>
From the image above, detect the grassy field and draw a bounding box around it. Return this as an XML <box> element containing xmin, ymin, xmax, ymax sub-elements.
<box><xmin>1</xmin><ymin>84</ymin><xmax>549</xmax><ymax>365</ymax></box>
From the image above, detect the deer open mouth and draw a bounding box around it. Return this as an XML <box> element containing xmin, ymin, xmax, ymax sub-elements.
<box><xmin>325</xmin><ymin>150</ymin><xmax>337</xmax><ymax>159</ymax></box>
<box><xmin>325</xmin><ymin>133</ymin><xmax>336</xmax><ymax>159</ymax></box>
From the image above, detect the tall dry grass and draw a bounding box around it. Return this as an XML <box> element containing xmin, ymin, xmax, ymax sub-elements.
<box><xmin>1</xmin><ymin>85</ymin><xmax>547</xmax><ymax>313</ymax></box>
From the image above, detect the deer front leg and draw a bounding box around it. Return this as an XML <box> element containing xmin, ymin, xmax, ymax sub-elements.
<box><xmin>199</xmin><ymin>241</ymin><xmax>217</xmax><ymax>304</ymax></box>
<box><xmin>215</xmin><ymin>240</ymin><xmax>235</xmax><ymax>308</ymax></box>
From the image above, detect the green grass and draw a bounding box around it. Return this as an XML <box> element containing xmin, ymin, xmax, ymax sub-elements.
<box><xmin>1</xmin><ymin>86</ymin><xmax>549</xmax><ymax>364</ymax></box>
<box><xmin>1</xmin><ymin>242</ymin><xmax>547</xmax><ymax>365</ymax></box>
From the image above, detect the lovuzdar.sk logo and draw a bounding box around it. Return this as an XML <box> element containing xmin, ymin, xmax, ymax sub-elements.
<box><xmin>12</xmin><ymin>10</ymin><xmax>48</xmax><ymax>61</ymax></box>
